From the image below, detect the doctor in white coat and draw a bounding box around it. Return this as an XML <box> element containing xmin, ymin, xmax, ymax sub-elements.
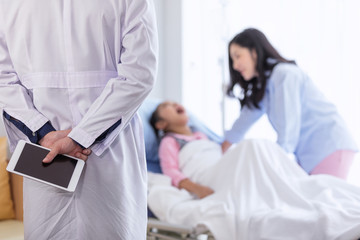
<box><xmin>0</xmin><ymin>0</ymin><xmax>158</xmax><ymax>239</ymax></box>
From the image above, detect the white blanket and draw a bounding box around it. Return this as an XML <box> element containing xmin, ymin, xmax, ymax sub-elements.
<box><xmin>148</xmin><ymin>139</ymin><xmax>360</xmax><ymax>240</ymax></box>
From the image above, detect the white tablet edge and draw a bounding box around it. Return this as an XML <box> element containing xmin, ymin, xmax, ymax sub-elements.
<box><xmin>6</xmin><ymin>140</ymin><xmax>85</xmax><ymax>192</ymax></box>
<box><xmin>6</xmin><ymin>140</ymin><xmax>26</xmax><ymax>171</ymax></box>
<box><xmin>67</xmin><ymin>156</ymin><xmax>85</xmax><ymax>192</ymax></box>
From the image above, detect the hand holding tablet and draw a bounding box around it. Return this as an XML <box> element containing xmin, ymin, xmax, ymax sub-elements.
<box><xmin>7</xmin><ymin>140</ymin><xmax>85</xmax><ymax>192</ymax></box>
<box><xmin>38</xmin><ymin>129</ymin><xmax>90</xmax><ymax>163</ymax></box>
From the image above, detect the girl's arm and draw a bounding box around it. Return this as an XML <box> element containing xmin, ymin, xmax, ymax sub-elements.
<box><xmin>159</xmin><ymin>137</ymin><xmax>188</xmax><ymax>187</ymax></box>
<box><xmin>159</xmin><ymin>136</ymin><xmax>214</xmax><ymax>199</ymax></box>
<box><xmin>178</xmin><ymin>178</ymin><xmax>214</xmax><ymax>199</ymax></box>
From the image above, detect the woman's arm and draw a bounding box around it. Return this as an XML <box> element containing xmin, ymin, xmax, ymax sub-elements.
<box><xmin>223</xmin><ymin>104</ymin><xmax>265</xmax><ymax>152</ymax></box>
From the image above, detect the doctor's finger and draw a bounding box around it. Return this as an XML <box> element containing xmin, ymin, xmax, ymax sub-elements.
<box><xmin>75</xmin><ymin>152</ymin><xmax>88</xmax><ymax>161</ymax></box>
<box><xmin>82</xmin><ymin>149</ymin><xmax>92</xmax><ymax>155</ymax></box>
<box><xmin>43</xmin><ymin>147</ymin><xmax>60</xmax><ymax>163</ymax></box>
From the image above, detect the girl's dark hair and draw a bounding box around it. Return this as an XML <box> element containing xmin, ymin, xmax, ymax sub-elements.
<box><xmin>227</xmin><ymin>28</ymin><xmax>295</xmax><ymax>109</ymax></box>
<box><xmin>149</xmin><ymin>105</ymin><xmax>162</xmax><ymax>138</ymax></box>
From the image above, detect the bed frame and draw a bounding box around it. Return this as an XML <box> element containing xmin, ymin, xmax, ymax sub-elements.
<box><xmin>147</xmin><ymin>218</ymin><xmax>214</xmax><ymax>240</ymax></box>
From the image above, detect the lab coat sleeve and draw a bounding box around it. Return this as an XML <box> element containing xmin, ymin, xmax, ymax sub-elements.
<box><xmin>270</xmin><ymin>67</ymin><xmax>302</xmax><ymax>153</ymax></box>
<box><xmin>68</xmin><ymin>0</ymin><xmax>158</xmax><ymax>155</ymax></box>
<box><xmin>224</xmin><ymin>104</ymin><xmax>265</xmax><ymax>143</ymax></box>
<box><xmin>0</xmin><ymin>15</ymin><xmax>50</xmax><ymax>150</ymax></box>
<box><xmin>3</xmin><ymin>111</ymin><xmax>55</xmax><ymax>144</ymax></box>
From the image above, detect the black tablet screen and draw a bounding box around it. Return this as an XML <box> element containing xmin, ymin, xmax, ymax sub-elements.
<box><xmin>14</xmin><ymin>143</ymin><xmax>77</xmax><ymax>188</ymax></box>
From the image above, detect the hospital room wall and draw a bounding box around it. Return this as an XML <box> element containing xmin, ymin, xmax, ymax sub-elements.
<box><xmin>150</xmin><ymin>0</ymin><xmax>225</xmax><ymax>135</ymax></box>
<box><xmin>149</xmin><ymin>0</ymin><xmax>183</xmax><ymax>103</ymax></box>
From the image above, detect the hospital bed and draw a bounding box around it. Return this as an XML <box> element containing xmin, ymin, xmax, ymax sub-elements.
<box><xmin>139</xmin><ymin>99</ymin><xmax>360</xmax><ymax>240</ymax></box>
<box><xmin>138</xmin><ymin>99</ymin><xmax>221</xmax><ymax>240</ymax></box>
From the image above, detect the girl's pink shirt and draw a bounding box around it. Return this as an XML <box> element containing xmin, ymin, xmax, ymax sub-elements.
<box><xmin>158</xmin><ymin>131</ymin><xmax>208</xmax><ymax>187</ymax></box>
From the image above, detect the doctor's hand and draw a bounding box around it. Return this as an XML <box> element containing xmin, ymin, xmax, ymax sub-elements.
<box><xmin>39</xmin><ymin>129</ymin><xmax>71</xmax><ymax>147</ymax></box>
<box><xmin>39</xmin><ymin>130</ymin><xmax>91</xmax><ymax>163</ymax></box>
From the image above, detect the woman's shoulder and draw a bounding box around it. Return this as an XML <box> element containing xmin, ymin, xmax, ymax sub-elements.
<box><xmin>269</xmin><ymin>62</ymin><xmax>306</xmax><ymax>86</ymax></box>
<box><xmin>272</xmin><ymin>62</ymin><xmax>303</xmax><ymax>76</ymax></box>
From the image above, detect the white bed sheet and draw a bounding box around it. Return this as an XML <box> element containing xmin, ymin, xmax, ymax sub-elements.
<box><xmin>148</xmin><ymin>139</ymin><xmax>360</xmax><ymax>240</ymax></box>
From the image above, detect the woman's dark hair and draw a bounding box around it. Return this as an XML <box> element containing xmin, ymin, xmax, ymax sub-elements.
<box><xmin>227</xmin><ymin>28</ymin><xmax>295</xmax><ymax>109</ymax></box>
<box><xmin>149</xmin><ymin>105</ymin><xmax>162</xmax><ymax>138</ymax></box>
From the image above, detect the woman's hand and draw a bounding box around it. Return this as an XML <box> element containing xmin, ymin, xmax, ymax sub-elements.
<box><xmin>179</xmin><ymin>178</ymin><xmax>214</xmax><ymax>199</ymax></box>
<box><xmin>39</xmin><ymin>130</ymin><xmax>92</xmax><ymax>163</ymax></box>
<box><xmin>221</xmin><ymin>140</ymin><xmax>232</xmax><ymax>153</ymax></box>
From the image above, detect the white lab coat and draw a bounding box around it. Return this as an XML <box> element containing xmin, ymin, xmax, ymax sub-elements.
<box><xmin>0</xmin><ymin>0</ymin><xmax>158</xmax><ymax>239</ymax></box>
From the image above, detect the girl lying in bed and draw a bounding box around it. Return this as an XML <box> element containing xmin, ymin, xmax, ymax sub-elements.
<box><xmin>149</xmin><ymin>100</ymin><xmax>360</xmax><ymax>240</ymax></box>
<box><xmin>150</xmin><ymin>101</ymin><xmax>215</xmax><ymax>199</ymax></box>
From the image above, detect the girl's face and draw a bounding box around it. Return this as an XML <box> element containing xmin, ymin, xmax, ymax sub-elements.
<box><xmin>156</xmin><ymin>101</ymin><xmax>188</xmax><ymax>131</ymax></box>
<box><xmin>230</xmin><ymin>43</ymin><xmax>258</xmax><ymax>81</ymax></box>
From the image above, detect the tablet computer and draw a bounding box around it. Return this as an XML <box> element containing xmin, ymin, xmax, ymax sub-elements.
<box><xmin>6</xmin><ymin>140</ymin><xmax>85</xmax><ymax>192</ymax></box>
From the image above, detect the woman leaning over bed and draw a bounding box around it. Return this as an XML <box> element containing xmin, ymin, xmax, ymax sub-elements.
<box><xmin>222</xmin><ymin>28</ymin><xmax>358</xmax><ymax>179</ymax></box>
<box><xmin>150</xmin><ymin>101</ymin><xmax>214</xmax><ymax>199</ymax></box>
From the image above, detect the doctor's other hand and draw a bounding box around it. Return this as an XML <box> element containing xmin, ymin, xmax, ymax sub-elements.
<box><xmin>221</xmin><ymin>140</ymin><xmax>232</xmax><ymax>153</ymax></box>
<box><xmin>40</xmin><ymin>132</ymin><xmax>91</xmax><ymax>163</ymax></box>
<box><xmin>39</xmin><ymin>129</ymin><xmax>71</xmax><ymax>147</ymax></box>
